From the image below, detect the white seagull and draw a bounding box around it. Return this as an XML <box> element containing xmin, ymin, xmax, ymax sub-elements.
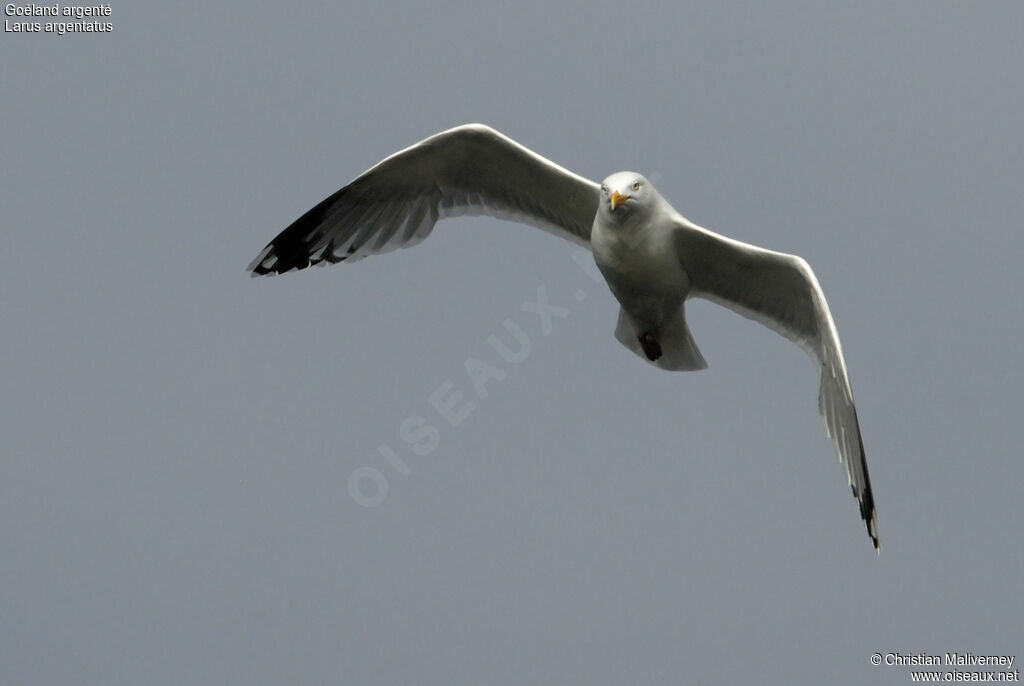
<box><xmin>248</xmin><ymin>124</ymin><xmax>880</xmax><ymax>551</ymax></box>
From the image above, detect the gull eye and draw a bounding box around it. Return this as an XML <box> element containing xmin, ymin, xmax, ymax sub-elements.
<box><xmin>600</xmin><ymin>185</ymin><xmax>608</xmax><ymax>194</ymax></box>
<box><xmin>632</xmin><ymin>182</ymin><xmax>641</xmax><ymax>191</ymax></box>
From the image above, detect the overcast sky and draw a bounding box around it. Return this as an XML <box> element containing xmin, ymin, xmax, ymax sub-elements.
<box><xmin>3</xmin><ymin>2</ymin><xmax>1022</xmax><ymax>684</ymax></box>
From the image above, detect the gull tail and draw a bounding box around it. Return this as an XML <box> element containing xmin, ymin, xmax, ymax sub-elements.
<box><xmin>614</xmin><ymin>307</ymin><xmax>707</xmax><ymax>372</ymax></box>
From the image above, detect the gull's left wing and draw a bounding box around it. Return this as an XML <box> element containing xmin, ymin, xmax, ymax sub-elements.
<box><xmin>675</xmin><ymin>219</ymin><xmax>880</xmax><ymax>551</ymax></box>
<box><xmin>248</xmin><ymin>124</ymin><xmax>600</xmax><ymax>275</ymax></box>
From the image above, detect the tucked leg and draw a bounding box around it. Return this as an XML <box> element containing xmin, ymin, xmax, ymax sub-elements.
<box><xmin>638</xmin><ymin>330</ymin><xmax>662</xmax><ymax>361</ymax></box>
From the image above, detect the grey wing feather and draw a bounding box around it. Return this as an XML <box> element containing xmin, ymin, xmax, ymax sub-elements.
<box><xmin>675</xmin><ymin>220</ymin><xmax>880</xmax><ymax>551</ymax></box>
<box><xmin>248</xmin><ymin>124</ymin><xmax>600</xmax><ymax>275</ymax></box>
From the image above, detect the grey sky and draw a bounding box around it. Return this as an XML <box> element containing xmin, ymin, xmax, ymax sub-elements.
<box><xmin>3</xmin><ymin>2</ymin><xmax>1022</xmax><ymax>684</ymax></box>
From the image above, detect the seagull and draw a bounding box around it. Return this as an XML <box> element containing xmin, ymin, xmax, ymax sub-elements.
<box><xmin>248</xmin><ymin>124</ymin><xmax>880</xmax><ymax>552</ymax></box>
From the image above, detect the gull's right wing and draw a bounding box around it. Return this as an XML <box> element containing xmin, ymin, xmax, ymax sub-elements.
<box><xmin>248</xmin><ymin>124</ymin><xmax>600</xmax><ymax>275</ymax></box>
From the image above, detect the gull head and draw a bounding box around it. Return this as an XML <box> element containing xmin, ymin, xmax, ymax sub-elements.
<box><xmin>599</xmin><ymin>172</ymin><xmax>656</xmax><ymax>223</ymax></box>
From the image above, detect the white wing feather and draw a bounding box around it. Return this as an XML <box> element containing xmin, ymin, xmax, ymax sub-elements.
<box><xmin>675</xmin><ymin>220</ymin><xmax>880</xmax><ymax>551</ymax></box>
<box><xmin>248</xmin><ymin>124</ymin><xmax>599</xmax><ymax>275</ymax></box>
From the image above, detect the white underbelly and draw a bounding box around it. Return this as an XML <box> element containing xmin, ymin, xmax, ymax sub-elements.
<box><xmin>592</xmin><ymin>224</ymin><xmax>691</xmax><ymax>326</ymax></box>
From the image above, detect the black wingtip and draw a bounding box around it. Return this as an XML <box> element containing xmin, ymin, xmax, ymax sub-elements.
<box><xmin>247</xmin><ymin>184</ymin><xmax>355</xmax><ymax>276</ymax></box>
<box><xmin>845</xmin><ymin>406</ymin><xmax>880</xmax><ymax>554</ymax></box>
<box><xmin>852</xmin><ymin>481</ymin><xmax>880</xmax><ymax>554</ymax></box>
<box><xmin>247</xmin><ymin>236</ymin><xmax>316</xmax><ymax>277</ymax></box>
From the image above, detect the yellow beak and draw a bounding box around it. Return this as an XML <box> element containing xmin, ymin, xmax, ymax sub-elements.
<box><xmin>609</xmin><ymin>190</ymin><xmax>630</xmax><ymax>211</ymax></box>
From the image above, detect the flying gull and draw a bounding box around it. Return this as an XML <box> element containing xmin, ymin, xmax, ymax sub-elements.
<box><xmin>248</xmin><ymin>124</ymin><xmax>880</xmax><ymax>552</ymax></box>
